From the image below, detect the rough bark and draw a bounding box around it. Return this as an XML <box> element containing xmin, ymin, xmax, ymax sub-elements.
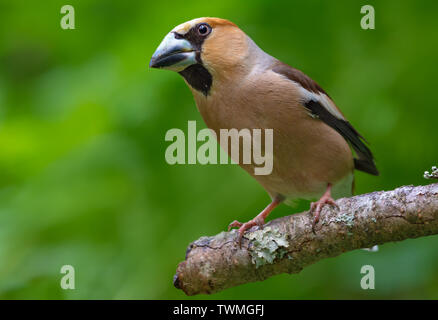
<box><xmin>174</xmin><ymin>183</ymin><xmax>438</xmax><ymax>296</ymax></box>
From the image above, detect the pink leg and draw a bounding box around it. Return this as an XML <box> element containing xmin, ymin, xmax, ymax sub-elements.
<box><xmin>310</xmin><ymin>183</ymin><xmax>338</xmax><ymax>232</ymax></box>
<box><xmin>228</xmin><ymin>196</ymin><xmax>283</xmax><ymax>247</ymax></box>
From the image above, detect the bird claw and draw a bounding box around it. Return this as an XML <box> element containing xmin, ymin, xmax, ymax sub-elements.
<box><xmin>228</xmin><ymin>220</ymin><xmax>243</xmax><ymax>231</ymax></box>
<box><xmin>227</xmin><ymin>197</ymin><xmax>283</xmax><ymax>248</ymax></box>
<box><xmin>228</xmin><ymin>217</ymin><xmax>266</xmax><ymax>248</ymax></box>
<box><xmin>310</xmin><ymin>194</ymin><xmax>338</xmax><ymax>233</ymax></box>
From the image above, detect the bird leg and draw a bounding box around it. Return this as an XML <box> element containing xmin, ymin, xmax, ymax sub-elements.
<box><xmin>228</xmin><ymin>196</ymin><xmax>283</xmax><ymax>247</ymax></box>
<box><xmin>310</xmin><ymin>183</ymin><xmax>338</xmax><ymax>232</ymax></box>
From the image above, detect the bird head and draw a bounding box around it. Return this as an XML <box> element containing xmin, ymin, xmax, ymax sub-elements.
<box><xmin>149</xmin><ymin>17</ymin><xmax>251</xmax><ymax>96</ymax></box>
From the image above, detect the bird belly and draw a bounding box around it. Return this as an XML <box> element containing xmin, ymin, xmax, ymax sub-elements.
<box><xmin>251</xmin><ymin>151</ymin><xmax>354</xmax><ymax>205</ymax></box>
<box><xmin>240</xmin><ymin>111</ymin><xmax>355</xmax><ymax>203</ymax></box>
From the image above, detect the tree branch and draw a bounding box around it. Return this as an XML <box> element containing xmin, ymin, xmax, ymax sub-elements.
<box><xmin>174</xmin><ymin>183</ymin><xmax>438</xmax><ymax>296</ymax></box>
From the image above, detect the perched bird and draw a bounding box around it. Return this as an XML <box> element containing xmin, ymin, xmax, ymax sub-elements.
<box><xmin>150</xmin><ymin>18</ymin><xmax>378</xmax><ymax>242</ymax></box>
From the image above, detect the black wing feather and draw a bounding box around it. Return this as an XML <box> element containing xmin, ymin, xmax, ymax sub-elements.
<box><xmin>305</xmin><ymin>100</ymin><xmax>379</xmax><ymax>176</ymax></box>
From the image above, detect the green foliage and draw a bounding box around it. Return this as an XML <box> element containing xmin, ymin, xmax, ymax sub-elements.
<box><xmin>0</xmin><ymin>0</ymin><xmax>437</xmax><ymax>299</ymax></box>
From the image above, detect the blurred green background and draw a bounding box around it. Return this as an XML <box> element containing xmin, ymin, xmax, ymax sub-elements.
<box><xmin>0</xmin><ymin>0</ymin><xmax>437</xmax><ymax>299</ymax></box>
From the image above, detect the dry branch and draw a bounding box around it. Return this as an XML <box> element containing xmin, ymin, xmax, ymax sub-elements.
<box><xmin>174</xmin><ymin>183</ymin><xmax>438</xmax><ymax>296</ymax></box>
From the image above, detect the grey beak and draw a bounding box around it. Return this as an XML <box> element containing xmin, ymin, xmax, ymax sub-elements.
<box><xmin>149</xmin><ymin>32</ymin><xmax>197</xmax><ymax>72</ymax></box>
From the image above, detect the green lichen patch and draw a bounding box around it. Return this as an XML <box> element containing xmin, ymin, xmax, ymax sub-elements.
<box><xmin>244</xmin><ymin>226</ymin><xmax>289</xmax><ymax>268</ymax></box>
<box><xmin>334</xmin><ymin>212</ymin><xmax>355</xmax><ymax>227</ymax></box>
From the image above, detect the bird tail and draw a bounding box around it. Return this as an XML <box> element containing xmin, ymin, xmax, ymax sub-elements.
<box><xmin>354</xmin><ymin>158</ymin><xmax>379</xmax><ymax>176</ymax></box>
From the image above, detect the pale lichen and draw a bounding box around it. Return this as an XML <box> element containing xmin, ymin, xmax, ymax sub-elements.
<box><xmin>244</xmin><ymin>226</ymin><xmax>289</xmax><ymax>268</ymax></box>
<box><xmin>334</xmin><ymin>211</ymin><xmax>356</xmax><ymax>227</ymax></box>
<box><xmin>424</xmin><ymin>166</ymin><xmax>438</xmax><ymax>180</ymax></box>
<box><xmin>362</xmin><ymin>245</ymin><xmax>379</xmax><ymax>252</ymax></box>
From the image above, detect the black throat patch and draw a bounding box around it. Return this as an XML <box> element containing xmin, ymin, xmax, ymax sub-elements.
<box><xmin>179</xmin><ymin>64</ymin><xmax>212</xmax><ymax>96</ymax></box>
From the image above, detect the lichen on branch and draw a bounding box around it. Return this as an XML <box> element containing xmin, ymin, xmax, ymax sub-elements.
<box><xmin>424</xmin><ymin>166</ymin><xmax>438</xmax><ymax>180</ymax></box>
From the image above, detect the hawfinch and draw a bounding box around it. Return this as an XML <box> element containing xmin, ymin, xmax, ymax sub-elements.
<box><xmin>150</xmin><ymin>18</ymin><xmax>378</xmax><ymax>242</ymax></box>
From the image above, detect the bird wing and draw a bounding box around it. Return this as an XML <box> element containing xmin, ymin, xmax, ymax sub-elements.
<box><xmin>271</xmin><ymin>61</ymin><xmax>379</xmax><ymax>176</ymax></box>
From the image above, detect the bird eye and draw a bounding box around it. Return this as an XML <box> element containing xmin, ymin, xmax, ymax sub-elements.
<box><xmin>197</xmin><ymin>23</ymin><xmax>211</xmax><ymax>36</ymax></box>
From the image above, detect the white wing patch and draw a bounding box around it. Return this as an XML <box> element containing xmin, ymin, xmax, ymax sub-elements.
<box><xmin>298</xmin><ymin>86</ymin><xmax>345</xmax><ymax>120</ymax></box>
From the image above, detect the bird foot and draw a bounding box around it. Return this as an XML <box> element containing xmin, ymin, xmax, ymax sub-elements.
<box><xmin>228</xmin><ymin>216</ymin><xmax>265</xmax><ymax>248</ymax></box>
<box><xmin>227</xmin><ymin>197</ymin><xmax>283</xmax><ymax>248</ymax></box>
<box><xmin>310</xmin><ymin>189</ymin><xmax>338</xmax><ymax>233</ymax></box>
